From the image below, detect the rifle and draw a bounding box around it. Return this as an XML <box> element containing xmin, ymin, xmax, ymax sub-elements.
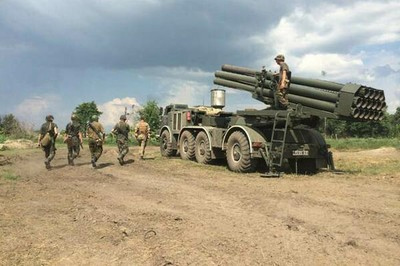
<box><xmin>88</xmin><ymin>122</ymin><xmax>104</xmax><ymax>144</ymax></box>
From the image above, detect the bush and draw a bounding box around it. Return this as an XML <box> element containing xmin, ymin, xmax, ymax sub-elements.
<box><xmin>0</xmin><ymin>133</ymin><xmax>6</xmax><ymax>144</ymax></box>
<box><xmin>0</xmin><ymin>114</ymin><xmax>35</xmax><ymax>140</ymax></box>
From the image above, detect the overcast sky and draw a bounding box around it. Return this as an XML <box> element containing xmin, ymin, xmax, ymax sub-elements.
<box><xmin>1</xmin><ymin>0</ymin><xmax>399</xmax><ymax>130</ymax></box>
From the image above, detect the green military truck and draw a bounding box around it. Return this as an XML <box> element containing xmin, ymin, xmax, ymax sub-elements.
<box><xmin>159</xmin><ymin>65</ymin><xmax>386</xmax><ymax>176</ymax></box>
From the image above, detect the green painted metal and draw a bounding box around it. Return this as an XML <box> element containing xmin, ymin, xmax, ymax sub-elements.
<box><xmin>215</xmin><ymin>65</ymin><xmax>386</xmax><ymax>122</ymax></box>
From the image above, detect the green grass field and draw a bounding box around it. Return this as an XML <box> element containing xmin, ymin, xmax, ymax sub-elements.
<box><xmin>326</xmin><ymin>138</ymin><xmax>400</xmax><ymax>150</ymax></box>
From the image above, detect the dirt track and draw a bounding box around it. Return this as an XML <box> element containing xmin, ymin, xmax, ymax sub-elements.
<box><xmin>1</xmin><ymin>146</ymin><xmax>399</xmax><ymax>265</ymax></box>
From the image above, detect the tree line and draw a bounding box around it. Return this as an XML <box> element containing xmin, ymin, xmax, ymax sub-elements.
<box><xmin>322</xmin><ymin>107</ymin><xmax>400</xmax><ymax>138</ymax></box>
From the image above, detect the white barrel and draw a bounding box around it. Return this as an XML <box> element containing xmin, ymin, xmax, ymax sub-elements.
<box><xmin>211</xmin><ymin>89</ymin><xmax>225</xmax><ymax>109</ymax></box>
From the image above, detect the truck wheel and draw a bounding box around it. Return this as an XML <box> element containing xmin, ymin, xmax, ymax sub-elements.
<box><xmin>160</xmin><ymin>130</ymin><xmax>177</xmax><ymax>157</ymax></box>
<box><xmin>226</xmin><ymin>131</ymin><xmax>257</xmax><ymax>172</ymax></box>
<box><xmin>179</xmin><ymin>130</ymin><xmax>195</xmax><ymax>160</ymax></box>
<box><xmin>195</xmin><ymin>131</ymin><xmax>212</xmax><ymax>164</ymax></box>
<box><xmin>288</xmin><ymin>159</ymin><xmax>317</xmax><ymax>174</ymax></box>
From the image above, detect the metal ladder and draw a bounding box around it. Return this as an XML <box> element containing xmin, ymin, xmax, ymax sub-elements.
<box><xmin>261</xmin><ymin>110</ymin><xmax>291</xmax><ymax>177</ymax></box>
<box><xmin>270</xmin><ymin>111</ymin><xmax>291</xmax><ymax>167</ymax></box>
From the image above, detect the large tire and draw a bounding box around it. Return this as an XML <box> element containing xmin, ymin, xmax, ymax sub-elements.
<box><xmin>160</xmin><ymin>130</ymin><xmax>177</xmax><ymax>157</ymax></box>
<box><xmin>179</xmin><ymin>130</ymin><xmax>195</xmax><ymax>160</ymax></box>
<box><xmin>226</xmin><ymin>131</ymin><xmax>257</xmax><ymax>173</ymax></box>
<box><xmin>288</xmin><ymin>158</ymin><xmax>317</xmax><ymax>174</ymax></box>
<box><xmin>195</xmin><ymin>131</ymin><xmax>212</xmax><ymax>164</ymax></box>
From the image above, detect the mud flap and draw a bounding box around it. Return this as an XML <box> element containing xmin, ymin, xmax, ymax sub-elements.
<box><xmin>326</xmin><ymin>151</ymin><xmax>335</xmax><ymax>171</ymax></box>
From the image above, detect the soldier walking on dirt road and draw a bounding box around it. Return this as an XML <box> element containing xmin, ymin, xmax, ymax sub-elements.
<box><xmin>134</xmin><ymin>116</ymin><xmax>150</xmax><ymax>160</ymax></box>
<box><xmin>64</xmin><ymin>113</ymin><xmax>83</xmax><ymax>166</ymax></box>
<box><xmin>111</xmin><ymin>114</ymin><xmax>130</xmax><ymax>165</ymax></box>
<box><xmin>87</xmin><ymin>115</ymin><xmax>105</xmax><ymax>168</ymax></box>
<box><xmin>37</xmin><ymin>115</ymin><xmax>58</xmax><ymax>169</ymax></box>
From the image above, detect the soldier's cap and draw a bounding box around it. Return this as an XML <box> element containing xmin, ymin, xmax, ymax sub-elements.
<box><xmin>120</xmin><ymin>115</ymin><xmax>127</xmax><ymax>120</ymax></box>
<box><xmin>45</xmin><ymin>115</ymin><xmax>54</xmax><ymax>121</ymax></box>
<box><xmin>274</xmin><ymin>54</ymin><xmax>285</xmax><ymax>61</ymax></box>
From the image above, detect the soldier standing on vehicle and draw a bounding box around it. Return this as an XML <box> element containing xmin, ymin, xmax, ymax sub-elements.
<box><xmin>37</xmin><ymin>115</ymin><xmax>58</xmax><ymax>169</ymax></box>
<box><xmin>274</xmin><ymin>54</ymin><xmax>291</xmax><ymax>109</ymax></box>
<box><xmin>111</xmin><ymin>115</ymin><xmax>130</xmax><ymax>165</ymax></box>
<box><xmin>64</xmin><ymin>113</ymin><xmax>83</xmax><ymax>166</ymax></box>
<box><xmin>87</xmin><ymin>115</ymin><xmax>105</xmax><ymax>168</ymax></box>
<box><xmin>134</xmin><ymin>116</ymin><xmax>150</xmax><ymax>160</ymax></box>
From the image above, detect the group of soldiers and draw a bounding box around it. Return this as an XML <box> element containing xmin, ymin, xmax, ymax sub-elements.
<box><xmin>36</xmin><ymin>55</ymin><xmax>289</xmax><ymax>169</ymax></box>
<box><xmin>37</xmin><ymin>114</ymin><xmax>150</xmax><ymax>169</ymax></box>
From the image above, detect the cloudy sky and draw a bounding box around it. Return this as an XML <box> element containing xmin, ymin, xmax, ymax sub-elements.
<box><xmin>1</xmin><ymin>0</ymin><xmax>399</xmax><ymax>130</ymax></box>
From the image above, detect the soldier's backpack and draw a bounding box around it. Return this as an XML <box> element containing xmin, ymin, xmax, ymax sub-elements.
<box><xmin>40</xmin><ymin>123</ymin><xmax>53</xmax><ymax>147</ymax></box>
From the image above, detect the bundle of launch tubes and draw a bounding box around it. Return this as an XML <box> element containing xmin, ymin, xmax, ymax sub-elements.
<box><xmin>214</xmin><ymin>64</ymin><xmax>386</xmax><ymax>121</ymax></box>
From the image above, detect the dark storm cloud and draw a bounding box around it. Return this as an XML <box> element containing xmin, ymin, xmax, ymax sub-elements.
<box><xmin>0</xmin><ymin>0</ymin><xmax>290</xmax><ymax>71</ymax></box>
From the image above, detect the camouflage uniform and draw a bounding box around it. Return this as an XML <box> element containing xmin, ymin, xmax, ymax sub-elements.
<box><xmin>274</xmin><ymin>54</ymin><xmax>291</xmax><ymax>109</ymax></box>
<box><xmin>112</xmin><ymin>117</ymin><xmax>130</xmax><ymax>165</ymax></box>
<box><xmin>87</xmin><ymin>118</ymin><xmax>105</xmax><ymax>167</ymax></box>
<box><xmin>135</xmin><ymin>119</ymin><xmax>150</xmax><ymax>159</ymax></box>
<box><xmin>38</xmin><ymin>116</ymin><xmax>58</xmax><ymax>169</ymax></box>
<box><xmin>65</xmin><ymin>121</ymin><xmax>82</xmax><ymax>165</ymax></box>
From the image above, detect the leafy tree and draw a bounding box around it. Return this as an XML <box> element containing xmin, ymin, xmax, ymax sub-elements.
<box><xmin>0</xmin><ymin>114</ymin><xmax>30</xmax><ymax>139</ymax></box>
<box><xmin>346</xmin><ymin>120</ymin><xmax>389</xmax><ymax>138</ymax></box>
<box><xmin>138</xmin><ymin>100</ymin><xmax>161</xmax><ymax>136</ymax></box>
<box><xmin>74</xmin><ymin>101</ymin><xmax>102</xmax><ymax>136</ymax></box>
<box><xmin>323</xmin><ymin>119</ymin><xmax>346</xmax><ymax>138</ymax></box>
<box><xmin>322</xmin><ymin>115</ymin><xmax>392</xmax><ymax>138</ymax></box>
<box><xmin>386</xmin><ymin>108</ymin><xmax>400</xmax><ymax>137</ymax></box>
<box><xmin>393</xmin><ymin>107</ymin><xmax>400</xmax><ymax>124</ymax></box>
<box><xmin>0</xmin><ymin>114</ymin><xmax>21</xmax><ymax>136</ymax></box>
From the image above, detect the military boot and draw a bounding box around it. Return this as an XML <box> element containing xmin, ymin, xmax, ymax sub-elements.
<box><xmin>91</xmin><ymin>157</ymin><xmax>96</xmax><ymax>168</ymax></box>
<box><xmin>117</xmin><ymin>156</ymin><xmax>124</xmax><ymax>166</ymax></box>
<box><xmin>68</xmin><ymin>156</ymin><xmax>74</xmax><ymax>166</ymax></box>
<box><xmin>44</xmin><ymin>159</ymin><xmax>51</xmax><ymax>170</ymax></box>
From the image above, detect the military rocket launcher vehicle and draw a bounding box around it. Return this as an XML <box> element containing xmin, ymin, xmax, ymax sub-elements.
<box><xmin>159</xmin><ymin>64</ymin><xmax>386</xmax><ymax>176</ymax></box>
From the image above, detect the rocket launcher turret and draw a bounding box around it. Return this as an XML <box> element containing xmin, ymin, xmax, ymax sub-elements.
<box><xmin>213</xmin><ymin>64</ymin><xmax>386</xmax><ymax>121</ymax></box>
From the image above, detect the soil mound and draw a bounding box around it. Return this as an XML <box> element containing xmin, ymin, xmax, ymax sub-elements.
<box><xmin>0</xmin><ymin>139</ymin><xmax>35</xmax><ymax>150</ymax></box>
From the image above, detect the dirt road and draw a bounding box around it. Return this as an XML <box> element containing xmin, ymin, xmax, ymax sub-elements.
<box><xmin>1</xmin><ymin>146</ymin><xmax>399</xmax><ymax>265</ymax></box>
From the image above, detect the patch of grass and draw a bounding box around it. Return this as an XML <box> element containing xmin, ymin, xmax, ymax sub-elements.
<box><xmin>327</xmin><ymin>138</ymin><xmax>400</xmax><ymax>150</ymax></box>
<box><xmin>1</xmin><ymin>170</ymin><xmax>20</xmax><ymax>181</ymax></box>
<box><xmin>334</xmin><ymin>157</ymin><xmax>400</xmax><ymax>176</ymax></box>
<box><xmin>0</xmin><ymin>133</ymin><xmax>7</xmax><ymax>143</ymax></box>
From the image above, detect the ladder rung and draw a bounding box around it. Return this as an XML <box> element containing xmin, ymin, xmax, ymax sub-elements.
<box><xmin>273</xmin><ymin>129</ymin><xmax>286</xmax><ymax>132</ymax></box>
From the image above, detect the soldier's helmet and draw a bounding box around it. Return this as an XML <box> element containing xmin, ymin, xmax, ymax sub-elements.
<box><xmin>91</xmin><ymin>115</ymin><xmax>99</xmax><ymax>122</ymax></box>
<box><xmin>45</xmin><ymin>115</ymin><xmax>54</xmax><ymax>122</ymax></box>
<box><xmin>71</xmin><ymin>113</ymin><xmax>78</xmax><ymax>121</ymax></box>
<box><xmin>274</xmin><ymin>54</ymin><xmax>285</xmax><ymax>61</ymax></box>
<box><xmin>120</xmin><ymin>114</ymin><xmax>127</xmax><ymax>120</ymax></box>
